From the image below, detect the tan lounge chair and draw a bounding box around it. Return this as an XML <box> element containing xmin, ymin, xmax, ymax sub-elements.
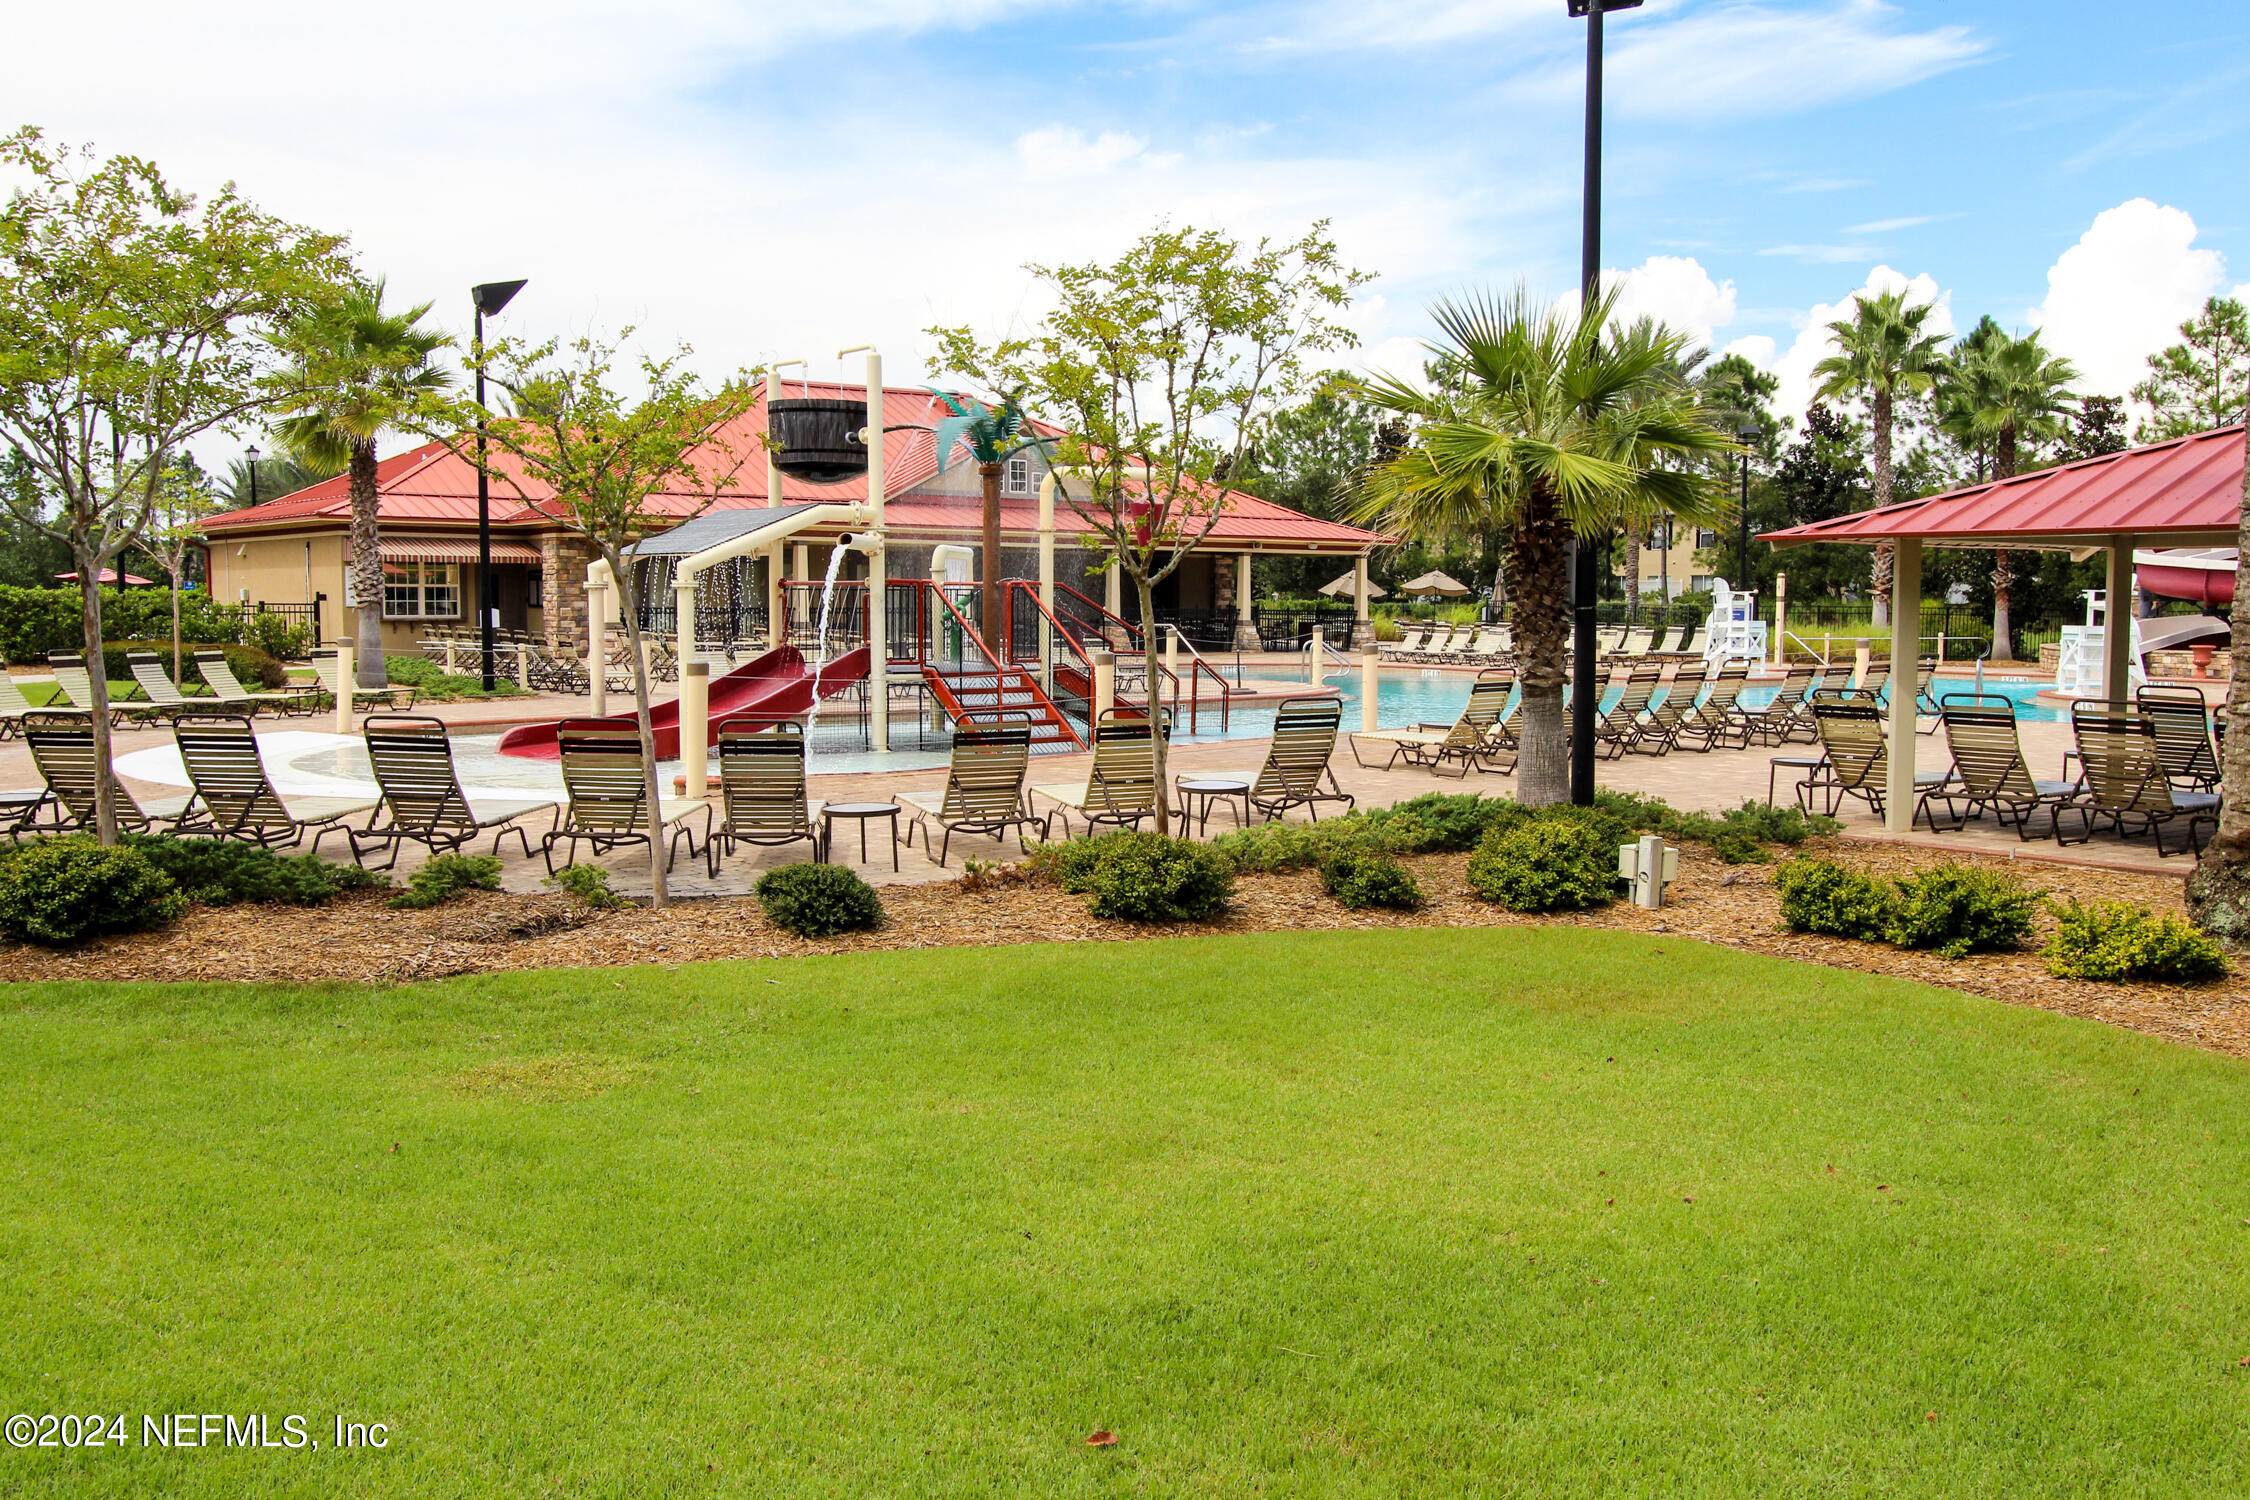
<box><xmin>125</xmin><ymin>651</ymin><xmax>202</xmax><ymax>718</ymax></box>
<box><xmin>1807</xmin><ymin>696</ymin><xmax>1950</xmax><ymax>824</ymax></box>
<box><xmin>350</xmin><ymin>714</ymin><xmax>558</xmax><ymax>870</ymax></box>
<box><xmin>902</xmin><ymin>711</ymin><xmax>1039</xmax><ymax>865</ymax></box>
<box><xmin>1738</xmin><ymin>663</ymin><xmax>1819</xmax><ymax>746</ymax></box>
<box><xmin>1594</xmin><ymin>660</ymin><xmax>1664</xmax><ymax>759</ymax></box>
<box><xmin>311</xmin><ymin>648</ymin><xmax>420</xmax><ymax>711</ymax></box>
<box><xmin>1033</xmin><ymin>708</ymin><xmax>1169</xmax><ymax>837</ymax></box>
<box><xmin>195</xmin><ymin>651</ymin><xmax>318</xmax><ymax>717</ymax></box>
<box><xmin>1928</xmin><ymin>695</ymin><xmax>2077</xmax><ymax>840</ymax></box>
<box><xmin>1629</xmin><ymin>662</ymin><xmax>1707</xmax><ymax>756</ymax></box>
<box><xmin>704</xmin><ymin>717</ymin><xmax>824</xmax><ymax>872</ymax></box>
<box><xmin>1236</xmin><ymin>695</ymin><xmax>1355</xmax><ymax>821</ymax></box>
<box><xmin>543</xmin><ymin>719</ymin><xmax>711</xmax><ymax>874</ymax></box>
<box><xmin>1350</xmin><ymin>669</ymin><xmax>1515</xmax><ymax>777</ymax></box>
<box><xmin>50</xmin><ymin>652</ymin><xmax>157</xmax><ymax>728</ymax></box>
<box><xmin>1676</xmin><ymin>662</ymin><xmax>1751</xmax><ymax>752</ymax></box>
<box><xmin>23</xmin><ymin>714</ymin><xmax>190</xmax><ymax>833</ymax></box>
<box><xmin>2136</xmin><ymin>685</ymin><xmax>2220</xmax><ymax>792</ymax></box>
<box><xmin>2057</xmin><ymin>703</ymin><xmax>2218</xmax><ymax>857</ymax></box>
<box><xmin>171</xmin><ymin>715</ymin><xmax>377</xmax><ymax>855</ymax></box>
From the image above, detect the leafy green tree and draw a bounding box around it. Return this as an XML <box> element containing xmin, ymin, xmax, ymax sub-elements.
<box><xmin>930</xmin><ymin>222</ymin><xmax>1365</xmax><ymax>833</ymax></box>
<box><xmin>2132</xmin><ymin>297</ymin><xmax>2250</xmax><ymax>440</ymax></box>
<box><xmin>1235</xmin><ymin>375</ymin><xmax>1396</xmax><ymax>597</ymax></box>
<box><xmin>1353</xmin><ymin>288</ymin><xmax>1733</xmax><ymax>807</ymax></box>
<box><xmin>455</xmin><ymin>333</ymin><xmax>759</xmax><ymax>908</ymax></box>
<box><xmin>269</xmin><ymin>280</ymin><xmax>454</xmax><ymax>686</ymax></box>
<box><xmin>2187</xmin><ymin>420</ymin><xmax>2250</xmax><ymax>934</ymax></box>
<box><xmin>1766</xmin><ymin>403</ymin><xmax>1873</xmax><ymax>604</ymax></box>
<box><xmin>2060</xmin><ymin>395</ymin><xmax>2131</xmax><ymax>461</ymax></box>
<box><xmin>0</xmin><ymin>452</ymin><xmax>76</xmax><ymax>587</ymax></box>
<box><xmin>145</xmin><ymin>455</ymin><xmax>221</xmax><ymax>678</ymax></box>
<box><xmin>0</xmin><ymin>129</ymin><xmax>347</xmax><ymax>841</ymax></box>
<box><xmin>221</xmin><ymin>449</ymin><xmax>338</xmax><ymax>509</ymax></box>
<box><xmin>927</xmin><ymin>389</ymin><xmax>1034</xmax><ymax>642</ymax></box>
<box><xmin>1936</xmin><ymin>325</ymin><xmax>2079</xmax><ymax>658</ymax></box>
<box><xmin>1813</xmin><ymin>289</ymin><xmax>1949</xmax><ymax>626</ymax></box>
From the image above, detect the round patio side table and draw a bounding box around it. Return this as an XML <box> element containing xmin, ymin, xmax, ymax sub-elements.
<box><xmin>821</xmin><ymin>802</ymin><xmax>901</xmax><ymax>871</ymax></box>
<box><xmin>1174</xmin><ymin>776</ymin><xmax>1253</xmax><ymax>836</ymax></box>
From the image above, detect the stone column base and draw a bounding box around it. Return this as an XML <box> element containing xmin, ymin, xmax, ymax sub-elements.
<box><xmin>1233</xmin><ymin>618</ymin><xmax>1262</xmax><ymax>652</ymax></box>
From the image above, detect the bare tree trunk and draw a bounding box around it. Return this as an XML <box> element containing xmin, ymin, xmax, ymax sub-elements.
<box><xmin>1869</xmin><ymin>388</ymin><xmax>1895</xmax><ymax>629</ymax></box>
<box><xmin>612</xmin><ymin>561</ymin><xmax>669</xmax><ymax>910</ymax></box>
<box><xmin>1136</xmin><ymin>570</ymin><xmax>1169</xmax><ymax>837</ymax></box>
<box><xmin>170</xmin><ymin>580</ymin><xmax>184</xmax><ymax>682</ymax></box>
<box><xmin>1622</xmin><ymin>516</ymin><xmax>1643</xmax><ymax>624</ymax></box>
<box><xmin>1510</xmin><ymin>484</ymin><xmax>1573</xmax><ymax>808</ymax></box>
<box><xmin>2186</xmin><ymin>421</ymin><xmax>2250</xmax><ymax>934</ymax></box>
<box><xmin>979</xmin><ymin>461</ymin><xmax>1003</xmax><ymax>646</ymax></box>
<box><xmin>349</xmin><ymin>439</ymin><xmax>386</xmax><ymax>689</ymax></box>
<box><xmin>77</xmin><ymin>560</ymin><xmax>116</xmax><ymax>844</ymax></box>
<box><xmin>1989</xmin><ymin>550</ymin><xmax>2016</xmax><ymax>662</ymax></box>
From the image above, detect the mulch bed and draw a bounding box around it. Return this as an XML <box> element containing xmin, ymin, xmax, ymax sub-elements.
<box><xmin>5</xmin><ymin>840</ymin><xmax>2247</xmax><ymax>1062</ymax></box>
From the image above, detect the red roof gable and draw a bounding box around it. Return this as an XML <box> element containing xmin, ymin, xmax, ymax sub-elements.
<box><xmin>207</xmin><ymin>382</ymin><xmax>1387</xmax><ymax>551</ymax></box>
<box><xmin>1761</xmin><ymin>424</ymin><xmax>2247</xmax><ymax>550</ymax></box>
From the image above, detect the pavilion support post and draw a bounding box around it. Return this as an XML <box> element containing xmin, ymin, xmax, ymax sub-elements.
<box><xmin>2105</xmin><ymin>535</ymin><xmax>2134</xmax><ymax>708</ymax></box>
<box><xmin>1353</xmin><ymin>554</ymin><xmax>1371</xmax><ymax>649</ymax></box>
<box><xmin>1884</xmin><ymin>539</ymin><xmax>1921</xmax><ymax>833</ymax></box>
<box><xmin>1235</xmin><ymin>553</ymin><xmax>1258</xmax><ymax>652</ymax></box>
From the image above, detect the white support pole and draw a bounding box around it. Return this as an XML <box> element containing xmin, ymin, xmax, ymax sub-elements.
<box><xmin>1163</xmin><ymin>624</ymin><xmax>1180</xmax><ymax>708</ymax></box>
<box><xmin>1884</xmin><ymin>538</ymin><xmax>1921</xmax><ymax>833</ymax></box>
<box><xmin>680</xmin><ymin>660</ymin><xmax>709</xmax><ymax>800</ymax></box>
<box><xmin>1353</xmin><ymin>553</ymin><xmax>1371</xmax><ymax>649</ymax></box>
<box><xmin>2105</xmin><ymin>535</ymin><xmax>2134</xmax><ymax>708</ymax></box>
<box><xmin>860</xmin><ymin>349</ymin><xmax>889</xmax><ymax>753</ymax></box>
<box><xmin>1360</xmin><ymin>641</ymin><xmax>1379</xmax><ymax>733</ymax></box>
<box><xmin>765</xmin><ymin>545</ymin><xmax>784</xmax><ymax>651</ymax></box>
<box><xmin>586</xmin><ymin>572</ymin><xmax>608</xmax><ymax>716</ymax></box>
<box><xmin>1038</xmin><ymin>472</ymin><xmax>1057</xmax><ymax>689</ymax></box>
<box><xmin>1771</xmin><ymin>572</ymin><xmax>1787</xmax><ymax>666</ymax></box>
<box><xmin>1104</xmin><ymin>560</ymin><xmax>1121</xmax><ymax>622</ymax></box>
<box><xmin>332</xmin><ymin>643</ymin><xmax>354</xmax><ymax>735</ymax></box>
<box><xmin>1093</xmin><ymin>650</ymin><xmax>1115</xmax><ymax>722</ymax></box>
<box><xmin>1236</xmin><ymin>552</ymin><xmax>1255</xmax><ymax>652</ymax></box>
<box><xmin>674</xmin><ymin>575</ymin><xmax>697</xmax><ymax>676</ymax></box>
<box><xmin>1309</xmin><ymin>636</ymin><xmax>1326</xmax><ymax>686</ymax></box>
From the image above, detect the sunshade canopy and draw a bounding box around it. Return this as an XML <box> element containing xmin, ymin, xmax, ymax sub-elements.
<box><xmin>1397</xmin><ymin>570</ymin><xmax>1470</xmax><ymax>597</ymax></box>
<box><xmin>1317</xmin><ymin>571</ymin><xmax>1386</xmax><ymax>599</ymax></box>
<box><xmin>1760</xmin><ymin>424</ymin><xmax>2246</xmax><ymax>552</ymax></box>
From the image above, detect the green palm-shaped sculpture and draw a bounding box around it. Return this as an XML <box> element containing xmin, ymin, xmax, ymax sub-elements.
<box><xmin>929</xmin><ymin>388</ymin><xmax>1039</xmax><ymax>642</ymax></box>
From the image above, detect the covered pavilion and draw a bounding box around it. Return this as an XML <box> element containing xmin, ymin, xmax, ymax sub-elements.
<box><xmin>1761</xmin><ymin>423</ymin><xmax>2246</xmax><ymax>833</ymax></box>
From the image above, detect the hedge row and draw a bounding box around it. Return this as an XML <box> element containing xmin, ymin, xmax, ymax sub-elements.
<box><xmin>0</xmin><ymin>587</ymin><xmax>256</xmax><ymax>665</ymax></box>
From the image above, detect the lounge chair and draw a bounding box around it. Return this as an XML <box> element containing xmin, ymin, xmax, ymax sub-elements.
<box><xmin>195</xmin><ymin>651</ymin><xmax>317</xmax><ymax>717</ymax></box>
<box><xmin>1807</xmin><ymin>696</ymin><xmax>1951</xmax><ymax>824</ymax></box>
<box><xmin>349</xmin><ymin>714</ymin><xmax>558</xmax><ymax>870</ymax></box>
<box><xmin>1033</xmin><ymin>708</ymin><xmax>1170</xmax><ymax>837</ymax></box>
<box><xmin>1662</xmin><ymin>621</ymin><xmax>1703</xmax><ymax>657</ymax></box>
<box><xmin>705</xmin><ymin>717</ymin><xmax>825</xmax><ymax>872</ymax></box>
<box><xmin>1415</xmin><ymin>626</ymin><xmax>1459</xmax><ymax>662</ymax></box>
<box><xmin>1381</xmin><ymin>627</ymin><xmax>1429</xmax><ymax>661</ymax></box>
<box><xmin>23</xmin><ymin>714</ymin><xmax>189</xmax><ymax>834</ymax></box>
<box><xmin>543</xmin><ymin>719</ymin><xmax>713</xmax><ymax>874</ymax></box>
<box><xmin>0</xmin><ymin>673</ymin><xmax>79</xmax><ymax>739</ymax></box>
<box><xmin>1349</xmin><ymin>669</ymin><xmax>1515</xmax><ymax>776</ymax></box>
<box><xmin>1629</xmin><ymin>662</ymin><xmax>1706</xmax><ymax>756</ymax></box>
<box><xmin>125</xmin><ymin>651</ymin><xmax>203</xmax><ymax>719</ymax></box>
<box><xmin>1594</xmin><ymin>659</ymin><xmax>1664</xmax><ymax>759</ymax></box>
<box><xmin>2137</xmin><ymin>685</ymin><xmax>2220</xmax><ymax>792</ymax></box>
<box><xmin>1241</xmin><ymin>695</ymin><xmax>1356</xmax><ymax>821</ymax></box>
<box><xmin>310</xmin><ymin>648</ymin><xmax>420</xmax><ymax>711</ymax></box>
<box><xmin>1855</xmin><ymin>656</ymin><xmax>1891</xmax><ymax>702</ymax></box>
<box><xmin>901</xmin><ymin>712</ymin><xmax>1039</xmax><ymax>866</ymax></box>
<box><xmin>2056</xmin><ymin>703</ymin><xmax>2219</xmax><ymax>857</ymax></box>
<box><xmin>1676</xmin><ymin>662</ymin><xmax>1751</xmax><ymax>752</ymax></box>
<box><xmin>49</xmin><ymin>652</ymin><xmax>156</xmax><ymax>729</ymax></box>
<box><xmin>1737</xmin><ymin>664</ymin><xmax>1819</xmax><ymax>746</ymax></box>
<box><xmin>170</xmin><ymin>715</ymin><xmax>378</xmax><ymax>854</ymax></box>
<box><xmin>1929</xmin><ymin>695</ymin><xmax>2077</xmax><ymax>839</ymax></box>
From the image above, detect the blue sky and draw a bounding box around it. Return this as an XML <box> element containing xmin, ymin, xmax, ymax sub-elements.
<box><xmin>7</xmin><ymin>0</ymin><xmax>2247</xmax><ymax>450</ymax></box>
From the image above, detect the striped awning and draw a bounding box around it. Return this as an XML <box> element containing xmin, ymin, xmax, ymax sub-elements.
<box><xmin>375</xmin><ymin>538</ymin><xmax>543</xmax><ymax>566</ymax></box>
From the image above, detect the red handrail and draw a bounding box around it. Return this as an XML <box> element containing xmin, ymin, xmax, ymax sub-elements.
<box><xmin>1046</xmin><ymin>581</ymin><xmax>1234</xmax><ymax>734</ymax></box>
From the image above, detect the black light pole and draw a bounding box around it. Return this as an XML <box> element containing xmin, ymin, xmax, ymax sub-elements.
<box><xmin>1566</xmin><ymin>0</ymin><xmax>1640</xmax><ymax>806</ymax></box>
<box><xmin>246</xmin><ymin>445</ymin><xmax>260</xmax><ymax>509</ymax></box>
<box><xmin>1736</xmin><ymin>423</ymin><xmax>1759</xmax><ymax>585</ymax></box>
<box><xmin>470</xmin><ymin>279</ymin><xmax>528</xmax><ymax>690</ymax></box>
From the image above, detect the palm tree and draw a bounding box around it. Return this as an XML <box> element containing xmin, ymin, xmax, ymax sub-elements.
<box><xmin>928</xmin><ymin>388</ymin><xmax>1035</xmax><ymax>644</ymax></box>
<box><xmin>1813</xmin><ymin>289</ymin><xmax>1948</xmax><ymax>628</ymax></box>
<box><xmin>269</xmin><ymin>280</ymin><xmax>454</xmax><ymax>687</ymax></box>
<box><xmin>1353</xmin><ymin>289</ymin><xmax>1734</xmax><ymax>807</ymax></box>
<box><xmin>1937</xmin><ymin>324</ymin><xmax>2079</xmax><ymax>660</ymax></box>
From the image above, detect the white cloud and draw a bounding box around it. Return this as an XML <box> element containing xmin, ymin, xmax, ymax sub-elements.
<box><xmin>1242</xmin><ymin>0</ymin><xmax>1549</xmax><ymax>54</ymax></box>
<box><xmin>1845</xmin><ymin>215</ymin><xmax>1946</xmax><ymax>234</ymax></box>
<box><xmin>1606</xmin><ymin>255</ymin><xmax>1739</xmax><ymax>351</ymax></box>
<box><xmin>1745</xmin><ymin>266</ymin><xmax>1955</xmax><ymax>425</ymax></box>
<box><xmin>1509</xmin><ymin>0</ymin><xmax>1986</xmax><ymax>122</ymax></box>
<box><xmin>1016</xmin><ymin>126</ymin><xmax>1160</xmax><ymax>179</ymax></box>
<box><xmin>2028</xmin><ymin>199</ymin><xmax>2241</xmax><ymax>398</ymax></box>
<box><xmin>1759</xmin><ymin>243</ymin><xmax>1884</xmax><ymax>264</ymax></box>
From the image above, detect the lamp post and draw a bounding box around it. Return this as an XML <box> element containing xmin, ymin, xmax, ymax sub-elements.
<box><xmin>246</xmin><ymin>445</ymin><xmax>260</xmax><ymax>509</ymax></box>
<box><xmin>1736</xmin><ymin>423</ymin><xmax>1759</xmax><ymax>587</ymax></box>
<box><xmin>470</xmin><ymin>280</ymin><xmax>528</xmax><ymax>691</ymax></box>
<box><xmin>1567</xmin><ymin>0</ymin><xmax>1641</xmax><ymax>807</ymax></box>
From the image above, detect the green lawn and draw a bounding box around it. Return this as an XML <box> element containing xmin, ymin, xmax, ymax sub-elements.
<box><xmin>4</xmin><ymin>929</ymin><xmax>2248</xmax><ymax>1496</ymax></box>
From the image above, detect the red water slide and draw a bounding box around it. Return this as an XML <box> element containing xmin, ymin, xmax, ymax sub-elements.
<box><xmin>495</xmin><ymin>644</ymin><xmax>870</xmax><ymax>760</ymax></box>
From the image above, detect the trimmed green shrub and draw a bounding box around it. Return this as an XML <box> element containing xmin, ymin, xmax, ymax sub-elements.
<box><xmin>122</xmin><ymin>835</ymin><xmax>384</xmax><ymax>906</ymax></box>
<box><xmin>239</xmin><ymin>612</ymin><xmax>311</xmax><ymax>663</ymax></box>
<box><xmin>382</xmin><ymin>655</ymin><xmax>528</xmax><ymax>700</ymax></box>
<box><xmin>1719</xmin><ymin>799</ymin><xmax>1839</xmax><ymax>846</ymax></box>
<box><xmin>2044</xmin><ymin>900</ymin><xmax>2229</xmax><ymax>983</ymax></box>
<box><xmin>1083</xmin><ymin>833</ymin><xmax>1236</xmax><ymax>923</ymax></box>
<box><xmin>547</xmin><ymin>863</ymin><xmax>628</xmax><ymax>910</ymax></box>
<box><xmin>1592</xmin><ymin>788</ymin><xmax>1677</xmax><ymax>833</ymax></box>
<box><xmin>1210</xmin><ymin>815</ymin><xmax>1399</xmax><ymax>873</ymax></box>
<box><xmin>1026</xmin><ymin>831</ymin><xmax>1140</xmax><ymax>892</ymax></box>
<box><xmin>390</xmin><ymin>853</ymin><xmax>504</xmax><ymax>910</ymax></box>
<box><xmin>0</xmin><ymin>837</ymin><xmax>187</xmax><ymax>945</ymax></box>
<box><xmin>1774</xmin><ymin>858</ymin><xmax>1896</xmax><ymax>941</ymax></box>
<box><xmin>1466</xmin><ymin>815</ymin><xmax>1620</xmax><ymax>913</ymax></box>
<box><xmin>0</xmin><ymin>586</ymin><xmax>249</xmax><ymax>666</ymax></box>
<box><xmin>1321</xmin><ymin>847</ymin><xmax>1424</xmax><ymax>911</ymax></box>
<box><xmin>1362</xmin><ymin>793</ymin><xmax>1526</xmax><ymax>852</ymax></box>
<box><xmin>1885</xmin><ymin>863</ymin><xmax>2039</xmax><ymax>959</ymax></box>
<box><xmin>99</xmin><ymin>641</ymin><xmax>287</xmax><ymax>691</ymax></box>
<box><xmin>755</xmin><ymin>862</ymin><xmax>883</xmax><ymax>937</ymax></box>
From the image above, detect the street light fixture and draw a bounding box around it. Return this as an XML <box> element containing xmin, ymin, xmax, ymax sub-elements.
<box><xmin>246</xmin><ymin>445</ymin><xmax>260</xmax><ymax>509</ymax></box>
<box><xmin>471</xmin><ymin>279</ymin><xmax>528</xmax><ymax>691</ymax></box>
<box><xmin>1567</xmin><ymin>0</ymin><xmax>1642</xmax><ymax>807</ymax></box>
<box><xmin>1736</xmin><ymin>422</ymin><xmax>1760</xmax><ymax>587</ymax></box>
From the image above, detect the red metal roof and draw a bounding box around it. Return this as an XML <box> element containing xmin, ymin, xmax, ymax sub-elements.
<box><xmin>1761</xmin><ymin>424</ymin><xmax>2248</xmax><ymax>550</ymax></box>
<box><xmin>206</xmin><ymin>382</ymin><xmax>1387</xmax><ymax>552</ymax></box>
